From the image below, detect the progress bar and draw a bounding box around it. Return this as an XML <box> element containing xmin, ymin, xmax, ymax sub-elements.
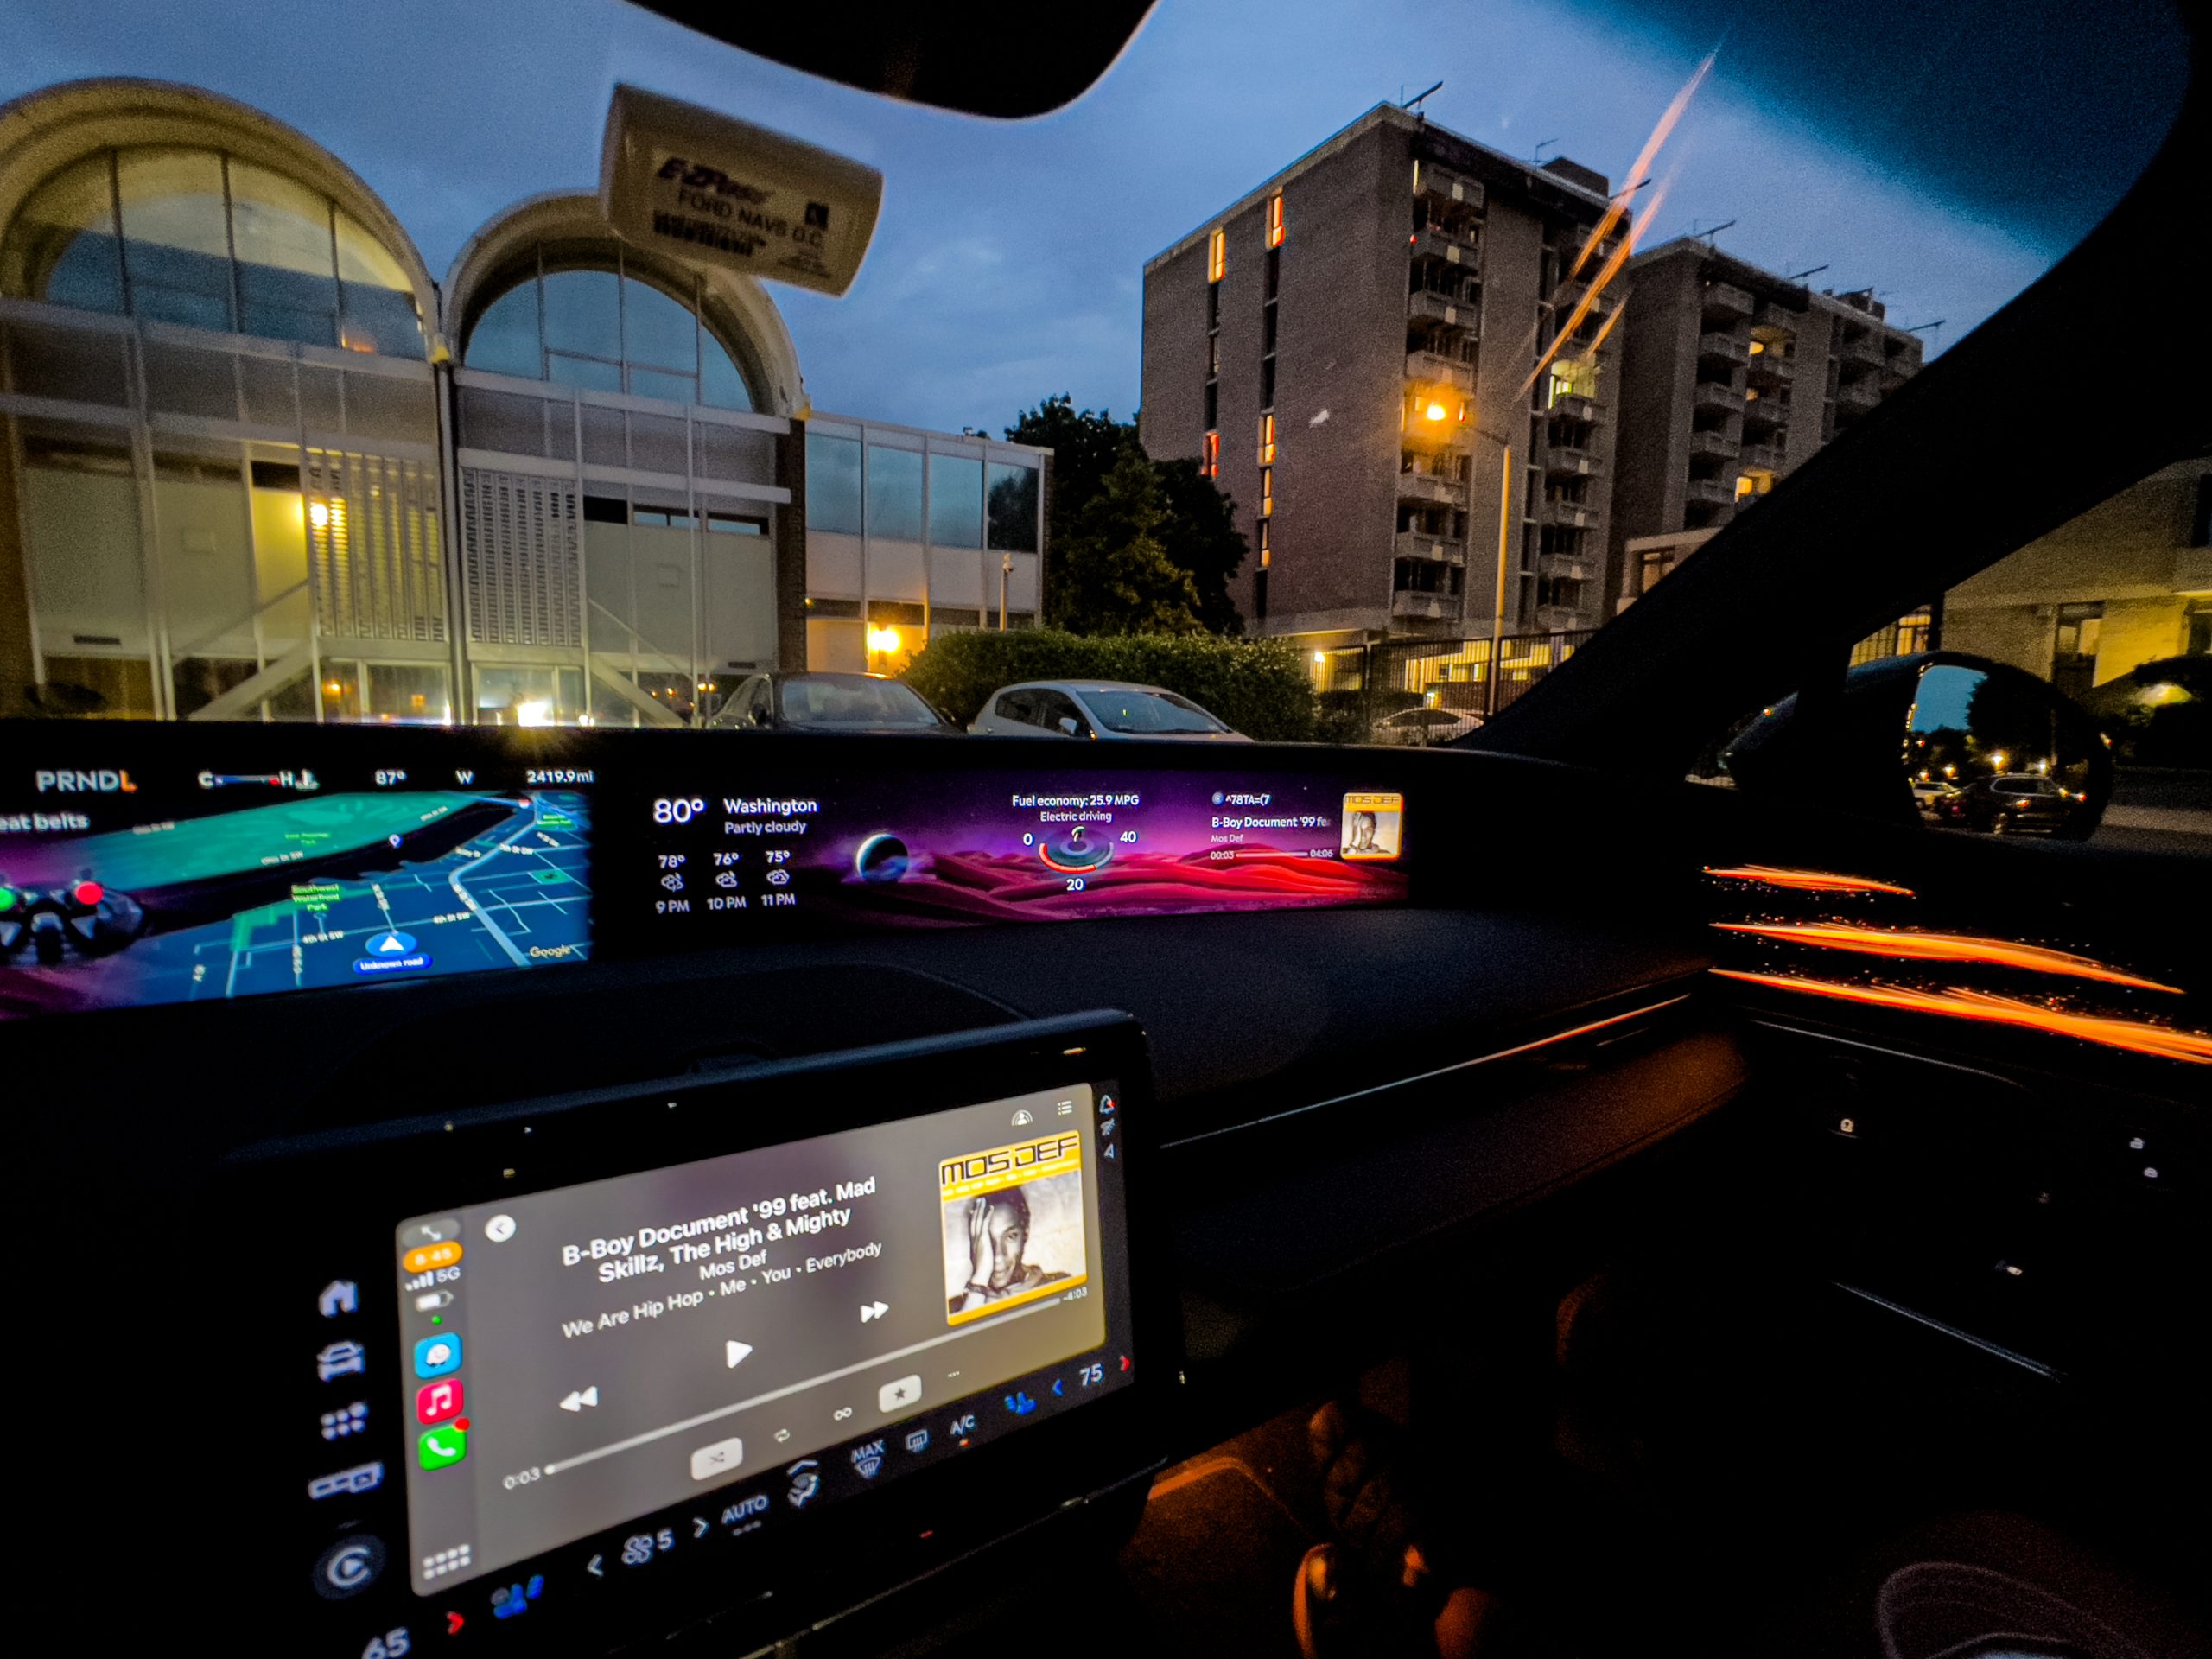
<box><xmin>542</xmin><ymin>1294</ymin><xmax>1065</xmax><ymax>1477</ymax></box>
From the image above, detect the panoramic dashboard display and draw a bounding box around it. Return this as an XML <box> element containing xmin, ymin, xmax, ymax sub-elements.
<box><xmin>0</xmin><ymin>729</ymin><xmax>1414</xmax><ymax>1018</ymax></box>
<box><xmin>636</xmin><ymin>769</ymin><xmax>1408</xmax><ymax>937</ymax></box>
<box><xmin>0</xmin><ymin>753</ymin><xmax>592</xmax><ymax>1019</ymax></box>
<box><xmin>391</xmin><ymin>1080</ymin><xmax>1132</xmax><ymax>1597</ymax></box>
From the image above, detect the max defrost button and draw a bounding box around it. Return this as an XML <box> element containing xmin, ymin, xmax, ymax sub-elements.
<box><xmin>879</xmin><ymin>1375</ymin><xmax>922</xmax><ymax>1413</ymax></box>
<box><xmin>690</xmin><ymin>1437</ymin><xmax>744</xmax><ymax>1480</ymax></box>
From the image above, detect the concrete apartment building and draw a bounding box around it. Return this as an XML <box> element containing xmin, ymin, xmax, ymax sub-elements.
<box><xmin>1140</xmin><ymin>105</ymin><xmax>1624</xmax><ymax>682</ymax></box>
<box><xmin>0</xmin><ymin>79</ymin><xmax>1046</xmax><ymax>725</ymax></box>
<box><xmin>1608</xmin><ymin>238</ymin><xmax>1923</xmax><ymax>613</ymax></box>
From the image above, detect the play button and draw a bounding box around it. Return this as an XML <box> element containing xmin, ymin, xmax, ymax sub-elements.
<box><xmin>725</xmin><ymin>1340</ymin><xmax>753</xmax><ymax>1370</ymax></box>
<box><xmin>368</xmin><ymin>929</ymin><xmax>417</xmax><ymax>956</ymax></box>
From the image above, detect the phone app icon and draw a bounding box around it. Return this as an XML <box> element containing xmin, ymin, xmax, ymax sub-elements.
<box><xmin>413</xmin><ymin>1334</ymin><xmax>462</xmax><ymax>1379</ymax></box>
<box><xmin>419</xmin><ymin>1425</ymin><xmax>469</xmax><ymax>1471</ymax></box>
<box><xmin>417</xmin><ymin>1378</ymin><xmax>464</xmax><ymax>1425</ymax></box>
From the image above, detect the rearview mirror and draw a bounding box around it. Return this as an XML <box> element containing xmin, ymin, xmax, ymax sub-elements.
<box><xmin>1718</xmin><ymin>652</ymin><xmax>2113</xmax><ymax>839</ymax></box>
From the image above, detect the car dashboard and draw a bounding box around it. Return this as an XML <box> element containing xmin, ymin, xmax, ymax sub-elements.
<box><xmin>3</xmin><ymin>721</ymin><xmax>1739</xmax><ymax>1656</ymax></box>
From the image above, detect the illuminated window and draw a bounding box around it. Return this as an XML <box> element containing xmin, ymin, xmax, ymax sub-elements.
<box><xmin>1258</xmin><ymin>413</ymin><xmax>1275</xmax><ymax>465</ymax></box>
<box><xmin>1267</xmin><ymin>194</ymin><xmax>1285</xmax><ymax>249</ymax></box>
<box><xmin>1258</xmin><ymin>519</ymin><xmax>1271</xmax><ymax>568</ymax></box>
<box><xmin>1202</xmin><ymin>429</ymin><xmax>1219</xmax><ymax>479</ymax></box>
<box><xmin>1207</xmin><ymin>227</ymin><xmax>1225</xmax><ymax>283</ymax></box>
<box><xmin>1260</xmin><ymin>466</ymin><xmax>1274</xmax><ymax>517</ymax></box>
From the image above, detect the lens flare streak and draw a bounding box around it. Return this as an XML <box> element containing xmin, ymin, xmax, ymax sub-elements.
<box><xmin>1713</xmin><ymin>923</ymin><xmax>2183</xmax><ymax>994</ymax></box>
<box><xmin>1702</xmin><ymin>865</ymin><xmax>1916</xmax><ymax>896</ymax></box>
<box><xmin>1711</xmin><ymin>971</ymin><xmax>2212</xmax><ymax>1065</ymax></box>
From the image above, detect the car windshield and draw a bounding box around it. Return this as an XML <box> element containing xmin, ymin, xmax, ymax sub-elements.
<box><xmin>0</xmin><ymin>3</ymin><xmax>2188</xmax><ymax>742</ymax></box>
<box><xmin>1080</xmin><ymin>689</ymin><xmax>1229</xmax><ymax>734</ymax></box>
<box><xmin>778</xmin><ymin>677</ymin><xmax>943</xmax><ymax>728</ymax></box>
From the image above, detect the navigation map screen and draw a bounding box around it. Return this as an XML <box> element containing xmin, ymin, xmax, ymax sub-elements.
<box><xmin>0</xmin><ymin>753</ymin><xmax>592</xmax><ymax>1019</ymax></box>
<box><xmin>393</xmin><ymin>1078</ymin><xmax>1133</xmax><ymax>1594</ymax></box>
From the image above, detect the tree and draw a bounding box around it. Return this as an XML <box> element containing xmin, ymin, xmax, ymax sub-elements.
<box><xmin>1153</xmin><ymin>457</ymin><xmax>1248</xmax><ymax>636</ymax></box>
<box><xmin>1046</xmin><ymin>444</ymin><xmax>1205</xmax><ymax>637</ymax></box>
<box><xmin>1006</xmin><ymin>395</ymin><xmax>1249</xmax><ymax>637</ymax></box>
<box><xmin>1004</xmin><ymin>396</ymin><xmax>1129</xmax><ymax>554</ymax></box>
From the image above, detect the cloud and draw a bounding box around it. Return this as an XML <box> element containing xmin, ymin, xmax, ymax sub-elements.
<box><xmin>0</xmin><ymin>0</ymin><xmax>2091</xmax><ymax>432</ymax></box>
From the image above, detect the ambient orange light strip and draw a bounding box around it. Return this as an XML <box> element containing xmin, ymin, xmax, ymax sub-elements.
<box><xmin>1713</xmin><ymin>924</ymin><xmax>2183</xmax><ymax>995</ymax></box>
<box><xmin>1702</xmin><ymin>865</ymin><xmax>1916</xmax><ymax>896</ymax></box>
<box><xmin>1712</xmin><ymin>971</ymin><xmax>2212</xmax><ymax>1065</ymax></box>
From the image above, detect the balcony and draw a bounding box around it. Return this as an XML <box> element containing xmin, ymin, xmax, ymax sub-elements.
<box><xmin>1546</xmin><ymin>391</ymin><xmax>1597</xmax><ymax>423</ymax></box>
<box><xmin>1836</xmin><ymin>331</ymin><xmax>1886</xmax><ymax>367</ymax></box>
<box><xmin>1392</xmin><ymin>590</ymin><xmax>1459</xmax><ymax>621</ymax></box>
<box><xmin>1834</xmin><ymin>377</ymin><xmax>1883</xmax><ymax>413</ymax></box>
<box><xmin>1408</xmin><ymin>290</ymin><xmax>1476</xmax><ymax>331</ymax></box>
<box><xmin>1406</xmin><ymin>349</ymin><xmax>1475</xmax><ymax>391</ymax></box>
<box><xmin>1411</xmin><ymin>226</ymin><xmax>1479</xmax><ymax>266</ymax></box>
<box><xmin>1415</xmin><ymin>163</ymin><xmax>1484</xmax><ymax>211</ymax></box>
<box><xmin>1698</xmin><ymin>331</ymin><xmax>1750</xmax><ymax>365</ymax></box>
<box><xmin>1685</xmin><ymin>475</ymin><xmax>1738</xmax><ymax>507</ymax></box>
<box><xmin>1538</xmin><ymin>552</ymin><xmax>1594</xmax><ymax>584</ymax></box>
<box><xmin>1745</xmin><ymin>349</ymin><xmax>1794</xmax><ymax>387</ymax></box>
<box><xmin>1544</xmin><ymin>446</ymin><xmax>1600</xmax><ymax>479</ymax></box>
<box><xmin>1691</xmin><ymin>380</ymin><xmax>1741</xmax><ymax>413</ymax></box>
<box><xmin>1545</xmin><ymin>499</ymin><xmax>1596</xmax><ymax>531</ymax></box>
<box><xmin>1741</xmin><ymin>391</ymin><xmax>1787</xmax><ymax>431</ymax></box>
<box><xmin>1686</xmin><ymin>429</ymin><xmax>1738</xmax><ymax>460</ymax></box>
<box><xmin>1397</xmin><ymin>468</ymin><xmax>1463</xmax><ymax>505</ymax></box>
<box><xmin>1702</xmin><ymin>281</ymin><xmax>1753</xmax><ymax>321</ymax></box>
<box><xmin>1739</xmin><ymin>441</ymin><xmax>1785</xmax><ymax>473</ymax></box>
<box><xmin>1404</xmin><ymin>415</ymin><xmax>1476</xmax><ymax>452</ymax></box>
<box><xmin>1534</xmin><ymin>603</ymin><xmax>1587</xmax><ymax>632</ymax></box>
<box><xmin>1395</xmin><ymin>530</ymin><xmax>1466</xmax><ymax>564</ymax></box>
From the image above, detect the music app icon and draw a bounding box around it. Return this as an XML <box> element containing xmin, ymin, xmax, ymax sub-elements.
<box><xmin>417</xmin><ymin>1378</ymin><xmax>465</xmax><ymax>1426</ymax></box>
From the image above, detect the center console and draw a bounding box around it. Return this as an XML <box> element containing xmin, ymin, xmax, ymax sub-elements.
<box><xmin>232</xmin><ymin>1012</ymin><xmax>1168</xmax><ymax>1656</ymax></box>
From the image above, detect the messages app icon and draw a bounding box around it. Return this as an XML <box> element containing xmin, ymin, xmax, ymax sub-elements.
<box><xmin>419</xmin><ymin>1425</ymin><xmax>469</xmax><ymax>1471</ymax></box>
<box><xmin>413</xmin><ymin>1334</ymin><xmax>462</xmax><ymax>1378</ymax></box>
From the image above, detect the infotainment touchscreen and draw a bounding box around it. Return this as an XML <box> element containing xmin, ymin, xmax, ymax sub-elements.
<box><xmin>264</xmin><ymin>1015</ymin><xmax>1155</xmax><ymax>1654</ymax></box>
<box><xmin>391</xmin><ymin>1083</ymin><xmax>1130</xmax><ymax>1595</ymax></box>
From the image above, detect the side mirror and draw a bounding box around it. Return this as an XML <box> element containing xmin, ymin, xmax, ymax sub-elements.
<box><xmin>1719</xmin><ymin>652</ymin><xmax>2113</xmax><ymax>840</ymax></box>
<box><xmin>1057</xmin><ymin>715</ymin><xmax>1080</xmax><ymax>736</ymax></box>
<box><xmin>747</xmin><ymin>705</ymin><xmax>771</xmax><ymax>728</ymax></box>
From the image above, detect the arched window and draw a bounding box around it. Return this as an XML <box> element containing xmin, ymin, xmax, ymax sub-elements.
<box><xmin>0</xmin><ymin>147</ymin><xmax>423</xmax><ymax>354</ymax></box>
<box><xmin>462</xmin><ymin>255</ymin><xmax>755</xmax><ymax>411</ymax></box>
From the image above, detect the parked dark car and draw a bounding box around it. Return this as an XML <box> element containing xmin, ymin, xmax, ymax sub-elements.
<box><xmin>1955</xmin><ymin>772</ymin><xmax>2076</xmax><ymax>834</ymax></box>
<box><xmin>705</xmin><ymin>672</ymin><xmax>960</xmax><ymax>734</ymax></box>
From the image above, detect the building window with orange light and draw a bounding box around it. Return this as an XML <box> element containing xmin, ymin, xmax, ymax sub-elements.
<box><xmin>1266</xmin><ymin>194</ymin><xmax>1285</xmax><ymax>249</ymax></box>
<box><xmin>1207</xmin><ymin>227</ymin><xmax>1225</xmax><ymax>283</ymax></box>
<box><xmin>1257</xmin><ymin>519</ymin><xmax>1271</xmax><ymax>567</ymax></box>
<box><xmin>1260</xmin><ymin>467</ymin><xmax>1274</xmax><ymax>517</ymax></box>
<box><xmin>1258</xmin><ymin>413</ymin><xmax>1275</xmax><ymax>465</ymax></box>
<box><xmin>1202</xmin><ymin>429</ymin><xmax>1219</xmax><ymax>478</ymax></box>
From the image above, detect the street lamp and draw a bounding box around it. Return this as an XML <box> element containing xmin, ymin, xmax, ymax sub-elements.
<box><xmin>1000</xmin><ymin>552</ymin><xmax>1013</xmax><ymax>631</ymax></box>
<box><xmin>867</xmin><ymin>625</ymin><xmax>901</xmax><ymax>669</ymax></box>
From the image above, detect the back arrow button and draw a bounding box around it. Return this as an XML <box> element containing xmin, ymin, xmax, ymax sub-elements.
<box><xmin>586</xmin><ymin>1554</ymin><xmax>604</xmax><ymax>1578</ymax></box>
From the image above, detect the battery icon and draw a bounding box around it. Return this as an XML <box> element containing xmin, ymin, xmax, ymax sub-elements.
<box><xmin>415</xmin><ymin>1290</ymin><xmax>454</xmax><ymax>1311</ymax></box>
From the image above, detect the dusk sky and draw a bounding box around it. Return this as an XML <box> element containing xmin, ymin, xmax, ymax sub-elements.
<box><xmin>0</xmin><ymin>0</ymin><xmax>2183</xmax><ymax>435</ymax></box>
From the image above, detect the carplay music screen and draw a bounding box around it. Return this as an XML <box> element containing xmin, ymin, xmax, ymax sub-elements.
<box><xmin>392</xmin><ymin>1081</ymin><xmax>1133</xmax><ymax>1595</ymax></box>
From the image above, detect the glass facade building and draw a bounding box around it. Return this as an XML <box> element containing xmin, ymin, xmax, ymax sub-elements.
<box><xmin>0</xmin><ymin>80</ymin><xmax>1046</xmax><ymax>724</ymax></box>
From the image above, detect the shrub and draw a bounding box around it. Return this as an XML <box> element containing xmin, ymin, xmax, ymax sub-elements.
<box><xmin>902</xmin><ymin>628</ymin><xmax>1319</xmax><ymax>741</ymax></box>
